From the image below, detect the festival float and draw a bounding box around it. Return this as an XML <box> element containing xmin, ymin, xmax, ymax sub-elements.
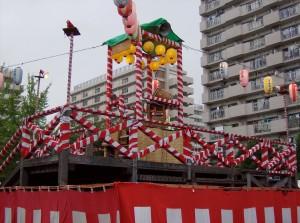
<box><xmin>0</xmin><ymin>0</ymin><xmax>299</xmax><ymax>222</ymax></box>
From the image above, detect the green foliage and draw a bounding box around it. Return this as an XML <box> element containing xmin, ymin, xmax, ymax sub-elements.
<box><xmin>295</xmin><ymin>133</ymin><xmax>300</xmax><ymax>174</ymax></box>
<box><xmin>237</xmin><ymin>140</ymin><xmax>258</xmax><ymax>170</ymax></box>
<box><xmin>0</xmin><ymin>74</ymin><xmax>50</xmax><ymax>182</ymax></box>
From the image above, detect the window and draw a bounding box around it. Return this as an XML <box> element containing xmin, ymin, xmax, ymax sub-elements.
<box><xmin>283</xmin><ymin>45</ymin><xmax>300</xmax><ymax>60</ymax></box>
<box><xmin>95</xmin><ymin>95</ymin><xmax>100</xmax><ymax>103</ymax></box>
<box><xmin>122</xmin><ymin>87</ymin><xmax>128</xmax><ymax>94</ymax></box>
<box><xmin>248</xmin><ymin>17</ymin><xmax>263</xmax><ymax>31</ymax></box>
<box><xmin>72</xmin><ymin>96</ymin><xmax>76</xmax><ymax>102</ymax></box>
<box><xmin>95</xmin><ymin>87</ymin><xmax>100</xmax><ymax>94</ymax></box>
<box><xmin>254</xmin><ymin>120</ymin><xmax>271</xmax><ymax>133</ymax></box>
<box><xmin>122</xmin><ymin>78</ymin><xmax>128</xmax><ymax>84</ymax></box>
<box><xmin>83</xmin><ymin>91</ymin><xmax>88</xmax><ymax>98</ymax></box>
<box><xmin>279</xmin><ymin>4</ymin><xmax>300</xmax><ymax>19</ymax></box>
<box><xmin>288</xmin><ymin>113</ymin><xmax>300</xmax><ymax>128</ymax></box>
<box><xmin>82</xmin><ymin>100</ymin><xmax>88</xmax><ymax>107</ymax></box>
<box><xmin>208</xmin><ymin>69</ymin><xmax>222</xmax><ymax>81</ymax></box>
<box><xmin>243</xmin><ymin>0</ymin><xmax>262</xmax><ymax>12</ymax></box>
<box><xmin>207</xmin><ymin>33</ymin><xmax>222</xmax><ymax>45</ymax></box>
<box><xmin>94</xmin><ymin>105</ymin><xmax>99</xmax><ymax>110</ymax></box>
<box><xmin>249</xmin><ymin>56</ymin><xmax>266</xmax><ymax>70</ymax></box>
<box><xmin>208</xmin><ymin>51</ymin><xmax>223</xmax><ymax>63</ymax></box>
<box><xmin>249</xmin><ymin>37</ymin><xmax>265</xmax><ymax>50</ymax></box>
<box><xmin>252</xmin><ymin>98</ymin><xmax>269</xmax><ymax>111</ymax></box>
<box><xmin>281</xmin><ymin>24</ymin><xmax>300</xmax><ymax>40</ymax></box>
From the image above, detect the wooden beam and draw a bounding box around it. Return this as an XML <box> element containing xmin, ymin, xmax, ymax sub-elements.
<box><xmin>58</xmin><ymin>150</ymin><xmax>69</xmax><ymax>186</ymax></box>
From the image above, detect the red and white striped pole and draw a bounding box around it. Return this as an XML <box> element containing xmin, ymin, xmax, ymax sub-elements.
<box><xmin>63</xmin><ymin>20</ymin><xmax>80</xmax><ymax>104</ymax></box>
<box><xmin>146</xmin><ymin>56</ymin><xmax>152</xmax><ymax>98</ymax></box>
<box><xmin>106</xmin><ymin>47</ymin><xmax>113</xmax><ymax>128</ymax></box>
<box><xmin>283</xmin><ymin>94</ymin><xmax>289</xmax><ymax>140</ymax></box>
<box><xmin>177</xmin><ymin>45</ymin><xmax>184</xmax><ymax>124</ymax></box>
<box><xmin>135</xmin><ymin>40</ymin><xmax>144</xmax><ymax>120</ymax></box>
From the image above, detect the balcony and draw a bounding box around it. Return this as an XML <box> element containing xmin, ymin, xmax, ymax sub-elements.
<box><xmin>183</xmin><ymin>106</ymin><xmax>194</xmax><ymax>116</ymax></box>
<box><xmin>169</xmin><ymin>86</ymin><xmax>193</xmax><ymax>96</ymax></box>
<box><xmin>183</xmin><ymin>96</ymin><xmax>194</xmax><ymax>105</ymax></box>
<box><xmin>265</xmin><ymin>31</ymin><xmax>281</xmax><ymax>46</ymax></box>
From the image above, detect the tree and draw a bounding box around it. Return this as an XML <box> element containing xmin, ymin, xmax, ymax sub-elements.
<box><xmin>0</xmin><ymin>74</ymin><xmax>50</xmax><ymax>182</ymax></box>
<box><xmin>295</xmin><ymin>133</ymin><xmax>300</xmax><ymax>178</ymax></box>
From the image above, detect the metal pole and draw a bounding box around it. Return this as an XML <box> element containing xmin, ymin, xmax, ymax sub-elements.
<box><xmin>66</xmin><ymin>33</ymin><xmax>74</xmax><ymax>104</ymax></box>
<box><xmin>36</xmin><ymin>77</ymin><xmax>41</xmax><ymax>111</ymax></box>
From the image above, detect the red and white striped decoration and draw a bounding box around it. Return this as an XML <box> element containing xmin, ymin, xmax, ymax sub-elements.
<box><xmin>128</xmin><ymin>126</ymin><xmax>138</xmax><ymax>155</ymax></box>
<box><xmin>135</xmin><ymin>40</ymin><xmax>144</xmax><ymax>120</ymax></box>
<box><xmin>0</xmin><ymin>128</ymin><xmax>22</xmax><ymax>158</ymax></box>
<box><xmin>20</xmin><ymin>126</ymin><xmax>32</xmax><ymax>158</ymax></box>
<box><xmin>142</xmin><ymin>31</ymin><xmax>180</xmax><ymax>48</ymax></box>
<box><xmin>66</xmin><ymin>34</ymin><xmax>74</xmax><ymax>104</ymax></box>
<box><xmin>146</xmin><ymin>56</ymin><xmax>153</xmax><ymax>98</ymax></box>
<box><xmin>106</xmin><ymin>47</ymin><xmax>113</xmax><ymax>128</ymax></box>
<box><xmin>177</xmin><ymin>46</ymin><xmax>184</xmax><ymax>124</ymax></box>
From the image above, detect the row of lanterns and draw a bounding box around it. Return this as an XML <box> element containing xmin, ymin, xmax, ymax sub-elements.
<box><xmin>114</xmin><ymin>0</ymin><xmax>139</xmax><ymax>37</ymax></box>
<box><xmin>0</xmin><ymin>67</ymin><xmax>23</xmax><ymax>90</ymax></box>
<box><xmin>219</xmin><ymin>61</ymin><xmax>299</xmax><ymax>103</ymax></box>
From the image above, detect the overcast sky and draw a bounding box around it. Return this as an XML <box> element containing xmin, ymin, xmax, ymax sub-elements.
<box><xmin>0</xmin><ymin>0</ymin><xmax>202</xmax><ymax>108</ymax></box>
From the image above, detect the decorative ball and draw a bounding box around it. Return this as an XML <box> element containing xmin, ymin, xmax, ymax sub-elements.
<box><xmin>128</xmin><ymin>44</ymin><xmax>136</xmax><ymax>54</ymax></box>
<box><xmin>159</xmin><ymin>56</ymin><xmax>167</xmax><ymax>66</ymax></box>
<box><xmin>126</xmin><ymin>54</ymin><xmax>135</xmax><ymax>65</ymax></box>
<box><xmin>166</xmin><ymin>56</ymin><xmax>177</xmax><ymax>65</ymax></box>
<box><xmin>166</xmin><ymin>48</ymin><xmax>177</xmax><ymax>60</ymax></box>
<box><xmin>149</xmin><ymin>61</ymin><xmax>160</xmax><ymax>71</ymax></box>
<box><xmin>155</xmin><ymin>44</ymin><xmax>166</xmax><ymax>56</ymax></box>
<box><xmin>142</xmin><ymin>41</ymin><xmax>155</xmax><ymax>53</ymax></box>
<box><xmin>115</xmin><ymin>55</ymin><xmax>123</xmax><ymax>64</ymax></box>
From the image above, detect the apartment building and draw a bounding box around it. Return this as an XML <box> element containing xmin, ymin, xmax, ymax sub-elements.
<box><xmin>200</xmin><ymin>0</ymin><xmax>300</xmax><ymax>141</ymax></box>
<box><xmin>71</xmin><ymin>65</ymin><xmax>204</xmax><ymax>127</ymax></box>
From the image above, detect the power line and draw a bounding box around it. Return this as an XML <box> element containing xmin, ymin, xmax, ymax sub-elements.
<box><xmin>3</xmin><ymin>44</ymin><xmax>104</xmax><ymax>68</ymax></box>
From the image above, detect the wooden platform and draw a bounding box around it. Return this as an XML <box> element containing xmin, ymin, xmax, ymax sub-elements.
<box><xmin>3</xmin><ymin>151</ymin><xmax>297</xmax><ymax>188</ymax></box>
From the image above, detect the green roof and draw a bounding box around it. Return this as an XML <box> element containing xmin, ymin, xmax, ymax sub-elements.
<box><xmin>103</xmin><ymin>18</ymin><xmax>183</xmax><ymax>47</ymax></box>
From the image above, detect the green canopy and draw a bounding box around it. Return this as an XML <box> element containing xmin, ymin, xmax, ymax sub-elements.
<box><xmin>103</xmin><ymin>18</ymin><xmax>183</xmax><ymax>47</ymax></box>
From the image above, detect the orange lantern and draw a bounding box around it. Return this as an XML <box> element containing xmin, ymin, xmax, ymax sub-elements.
<box><xmin>0</xmin><ymin>72</ymin><xmax>4</xmax><ymax>90</ymax></box>
<box><xmin>289</xmin><ymin>82</ymin><xmax>298</xmax><ymax>103</ymax></box>
<box><xmin>239</xmin><ymin>69</ymin><xmax>249</xmax><ymax>87</ymax></box>
<box><xmin>152</xmin><ymin>79</ymin><xmax>159</xmax><ymax>94</ymax></box>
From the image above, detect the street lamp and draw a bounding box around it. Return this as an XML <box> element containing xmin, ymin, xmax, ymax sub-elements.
<box><xmin>34</xmin><ymin>69</ymin><xmax>48</xmax><ymax>110</ymax></box>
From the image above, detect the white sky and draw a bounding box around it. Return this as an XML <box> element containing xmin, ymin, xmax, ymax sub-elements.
<box><xmin>0</xmin><ymin>0</ymin><xmax>202</xmax><ymax>108</ymax></box>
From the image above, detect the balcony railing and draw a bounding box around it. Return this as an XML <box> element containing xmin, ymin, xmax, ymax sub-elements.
<box><xmin>254</xmin><ymin>123</ymin><xmax>271</xmax><ymax>133</ymax></box>
<box><xmin>207</xmin><ymin>33</ymin><xmax>222</xmax><ymax>46</ymax></box>
<box><xmin>283</xmin><ymin>48</ymin><xmax>300</xmax><ymax>61</ymax></box>
<box><xmin>207</xmin><ymin>16</ymin><xmax>221</xmax><ymax>28</ymax></box>
<box><xmin>249</xmin><ymin>57</ymin><xmax>266</xmax><ymax>70</ymax></box>
<box><xmin>249</xmin><ymin>37</ymin><xmax>265</xmax><ymax>50</ymax></box>
<box><xmin>250</xmin><ymin>79</ymin><xmax>263</xmax><ymax>90</ymax></box>
<box><xmin>252</xmin><ymin>100</ymin><xmax>269</xmax><ymax>111</ymax></box>
<box><xmin>209</xmin><ymin>89</ymin><xmax>224</xmax><ymax>101</ymax></box>
<box><xmin>288</xmin><ymin>118</ymin><xmax>300</xmax><ymax>128</ymax></box>
<box><xmin>248</xmin><ymin>18</ymin><xmax>263</xmax><ymax>31</ymax></box>
<box><xmin>206</xmin><ymin>0</ymin><xmax>220</xmax><ymax>11</ymax></box>
<box><xmin>243</xmin><ymin>0</ymin><xmax>263</xmax><ymax>13</ymax></box>
<box><xmin>210</xmin><ymin>109</ymin><xmax>225</xmax><ymax>120</ymax></box>
<box><xmin>281</xmin><ymin>26</ymin><xmax>300</xmax><ymax>40</ymax></box>
<box><xmin>279</xmin><ymin>4</ymin><xmax>300</xmax><ymax>20</ymax></box>
<box><xmin>208</xmin><ymin>71</ymin><xmax>222</xmax><ymax>81</ymax></box>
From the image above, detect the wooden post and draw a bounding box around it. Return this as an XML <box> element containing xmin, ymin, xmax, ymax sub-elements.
<box><xmin>246</xmin><ymin>173</ymin><xmax>252</xmax><ymax>187</ymax></box>
<box><xmin>131</xmin><ymin>159</ymin><xmax>138</xmax><ymax>182</ymax></box>
<box><xmin>58</xmin><ymin>150</ymin><xmax>69</xmax><ymax>186</ymax></box>
<box><xmin>19</xmin><ymin>161</ymin><xmax>29</xmax><ymax>186</ymax></box>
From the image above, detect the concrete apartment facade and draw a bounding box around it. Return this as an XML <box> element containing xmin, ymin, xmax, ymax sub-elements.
<box><xmin>200</xmin><ymin>0</ymin><xmax>300</xmax><ymax>141</ymax></box>
<box><xmin>71</xmin><ymin>65</ymin><xmax>205</xmax><ymax>128</ymax></box>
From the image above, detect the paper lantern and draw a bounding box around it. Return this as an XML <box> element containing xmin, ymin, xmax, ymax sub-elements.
<box><xmin>126</xmin><ymin>54</ymin><xmax>135</xmax><ymax>65</ymax></box>
<box><xmin>114</xmin><ymin>55</ymin><xmax>123</xmax><ymax>64</ymax></box>
<box><xmin>141</xmin><ymin>60</ymin><xmax>146</xmax><ymax>70</ymax></box>
<box><xmin>112</xmin><ymin>53</ymin><xmax>121</xmax><ymax>60</ymax></box>
<box><xmin>128</xmin><ymin>44</ymin><xmax>136</xmax><ymax>54</ymax></box>
<box><xmin>159</xmin><ymin>56</ymin><xmax>167</xmax><ymax>66</ymax></box>
<box><xmin>166</xmin><ymin>56</ymin><xmax>177</xmax><ymax>65</ymax></box>
<box><xmin>125</xmin><ymin>22</ymin><xmax>137</xmax><ymax>35</ymax></box>
<box><xmin>12</xmin><ymin>67</ymin><xmax>23</xmax><ymax>85</ymax></box>
<box><xmin>0</xmin><ymin>72</ymin><xmax>4</xmax><ymax>90</ymax></box>
<box><xmin>263</xmin><ymin>76</ymin><xmax>273</xmax><ymax>94</ymax></box>
<box><xmin>289</xmin><ymin>82</ymin><xmax>298</xmax><ymax>103</ymax></box>
<box><xmin>117</xmin><ymin>1</ymin><xmax>132</xmax><ymax>17</ymax></box>
<box><xmin>143</xmin><ymin>41</ymin><xmax>154</xmax><ymax>53</ymax></box>
<box><xmin>219</xmin><ymin>61</ymin><xmax>228</xmax><ymax>79</ymax></box>
<box><xmin>239</xmin><ymin>69</ymin><xmax>249</xmax><ymax>87</ymax></box>
<box><xmin>114</xmin><ymin>0</ymin><xmax>130</xmax><ymax>8</ymax></box>
<box><xmin>155</xmin><ymin>44</ymin><xmax>166</xmax><ymax>56</ymax></box>
<box><xmin>149</xmin><ymin>61</ymin><xmax>160</xmax><ymax>71</ymax></box>
<box><xmin>166</xmin><ymin>48</ymin><xmax>177</xmax><ymax>60</ymax></box>
<box><xmin>122</xmin><ymin>2</ymin><xmax>136</xmax><ymax>27</ymax></box>
<box><xmin>152</xmin><ymin>79</ymin><xmax>159</xmax><ymax>93</ymax></box>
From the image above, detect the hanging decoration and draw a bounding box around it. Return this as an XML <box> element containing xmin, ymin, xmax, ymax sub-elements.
<box><xmin>117</xmin><ymin>0</ymin><xmax>133</xmax><ymax>17</ymax></box>
<box><xmin>149</xmin><ymin>60</ymin><xmax>160</xmax><ymax>71</ymax></box>
<box><xmin>159</xmin><ymin>56</ymin><xmax>167</xmax><ymax>66</ymax></box>
<box><xmin>0</xmin><ymin>72</ymin><xmax>4</xmax><ymax>90</ymax></box>
<box><xmin>152</xmin><ymin>79</ymin><xmax>159</xmax><ymax>94</ymax></box>
<box><xmin>239</xmin><ymin>69</ymin><xmax>249</xmax><ymax>88</ymax></box>
<box><xmin>289</xmin><ymin>82</ymin><xmax>298</xmax><ymax>103</ymax></box>
<box><xmin>12</xmin><ymin>67</ymin><xmax>23</xmax><ymax>85</ymax></box>
<box><xmin>155</xmin><ymin>44</ymin><xmax>166</xmax><ymax>56</ymax></box>
<box><xmin>219</xmin><ymin>61</ymin><xmax>228</xmax><ymax>79</ymax></box>
<box><xmin>263</xmin><ymin>76</ymin><xmax>273</xmax><ymax>94</ymax></box>
<box><xmin>114</xmin><ymin>0</ymin><xmax>130</xmax><ymax>8</ymax></box>
<box><xmin>143</xmin><ymin>41</ymin><xmax>155</xmax><ymax>54</ymax></box>
<box><xmin>126</xmin><ymin>54</ymin><xmax>135</xmax><ymax>65</ymax></box>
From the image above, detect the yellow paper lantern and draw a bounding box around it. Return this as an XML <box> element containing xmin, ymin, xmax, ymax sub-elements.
<box><xmin>115</xmin><ymin>55</ymin><xmax>123</xmax><ymax>64</ymax></box>
<box><xmin>166</xmin><ymin>48</ymin><xmax>177</xmax><ymax>60</ymax></box>
<box><xmin>141</xmin><ymin>60</ymin><xmax>146</xmax><ymax>69</ymax></box>
<box><xmin>128</xmin><ymin>44</ymin><xmax>136</xmax><ymax>54</ymax></box>
<box><xmin>126</xmin><ymin>54</ymin><xmax>135</xmax><ymax>64</ymax></box>
<box><xmin>120</xmin><ymin>50</ymin><xmax>130</xmax><ymax>57</ymax></box>
<box><xmin>155</xmin><ymin>44</ymin><xmax>166</xmax><ymax>56</ymax></box>
<box><xmin>112</xmin><ymin>53</ymin><xmax>121</xmax><ymax>60</ymax></box>
<box><xmin>159</xmin><ymin>56</ymin><xmax>167</xmax><ymax>66</ymax></box>
<box><xmin>149</xmin><ymin>61</ymin><xmax>160</xmax><ymax>71</ymax></box>
<box><xmin>143</xmin><ymin>41</ymin><xmax>155</xmax><ymax>53</ymax></box>
<box><xmin>263</xmin><ymin>76</ymin><xmax>273</xmax><ymax>94</ymax></box>
<box><xmin>166</xmin><ymin>56</ymin><xmax>177</xmax><ymax>65</ymax></box>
